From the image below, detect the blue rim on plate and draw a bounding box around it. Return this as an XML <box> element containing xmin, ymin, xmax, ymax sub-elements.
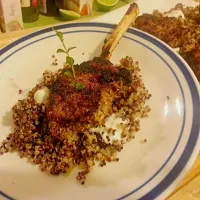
<box><xmin>0</xmin><ymin>22</ymin><xmax>199</xmax><ymax>200</ymax></box>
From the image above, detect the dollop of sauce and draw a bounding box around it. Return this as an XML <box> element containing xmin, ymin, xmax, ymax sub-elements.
<box><xmin>34</xmin><ymin>87</ymin><xmax>50</xmax><ymax>104</ymax></box>
<box><xmin>164</xmin><ymin>10</ymin><xmax>185</xmax><ymax>19</ymax></box>
<box><xmin>91</xmin><ymin>115</ymin><xmax>128</xmax><ymax>144</ymax></box>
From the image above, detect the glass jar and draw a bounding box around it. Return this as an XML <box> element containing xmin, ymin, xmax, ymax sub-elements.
<box><xmin>21</xmin><ymin>0</ymin><xmax>39</xmax><ymax>22</ymax></box>
<box><xmin>38</xmin><ymin>0</ymin><xmax>58</xmax><ymax>16</ymax></box>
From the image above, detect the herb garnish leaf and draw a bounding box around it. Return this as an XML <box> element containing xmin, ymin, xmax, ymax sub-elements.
<box><xmin>53</xmin><ymin>28</ymin><xmax>64</xmax><ymax>42</ymax></box>
<box><xmin>70</xmin><ymin>81</ymin><xmax>85</xmax><ymax>90</ymax></box>
<box><xmin>64</xmin><ymin>71</ymin><xmax>73</xmax><ymax>77</ymax></box>
<box><xmin>68</xmin><ymin>47</ymin><xmax>76</xmax><ymax>52</ymax></box>
<box><xmin>76</xmin><ymin>82</ymin><xmax>85</xmax><ymax>90</ymax></box>
<box><xmin>66</xmin><ymin>56</ymin><xmax>74</xmax><ymax>66</ymax></box>
<box><xmin>57</xmin><ymin>48</ymin><xmax>66</xmax><ymax>53</ymax></box>
<box><xmin>53</xmin><ymin>27</ymin><xmax>85</xmax><ymax>91</ymax></box>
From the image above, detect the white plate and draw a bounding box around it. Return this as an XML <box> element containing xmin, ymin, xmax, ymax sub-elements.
<box><xmin>0</xmin><ymin>22</ymin><xmax>199</xmax><ymax>200</ymax></box>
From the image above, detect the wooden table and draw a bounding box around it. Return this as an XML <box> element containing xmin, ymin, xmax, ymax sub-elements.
<box><xmin>0</xmin><ymin>27</ymin><xmax>200</xmax><ymax>200</ymax></box>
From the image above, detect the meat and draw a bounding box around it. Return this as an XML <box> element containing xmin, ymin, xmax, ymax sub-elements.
<box><xmin>46</xmin><ymin>57</ymin><xmax>131</xmax><ymax>140</ymax></box>
<box><xmin>47</xmin><ymin>73</ymin><xmax>101</xmax><ymax>124</ymax></box>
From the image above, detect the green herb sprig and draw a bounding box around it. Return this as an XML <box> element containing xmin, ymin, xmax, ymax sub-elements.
<box><xmin>53</xmin><ymin>28</ymin><xmax>85</xmax><ymax>90</ymax></box>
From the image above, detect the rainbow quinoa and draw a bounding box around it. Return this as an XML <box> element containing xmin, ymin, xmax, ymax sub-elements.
<box><xmin>0</xmin><ymin>28</ymin><xmax>151</xmax><ymax>184</ymax></box>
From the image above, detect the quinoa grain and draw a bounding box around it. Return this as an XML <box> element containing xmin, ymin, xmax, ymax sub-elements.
<box><xmin>0</xmin><ymin>57</ymin><xmax>151</xmax><ymax>184</ymax></box>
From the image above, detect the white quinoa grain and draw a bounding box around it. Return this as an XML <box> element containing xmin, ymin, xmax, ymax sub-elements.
<box><xmin>0</xmin><ymin>57</ymin><xmax>151</xmax><ymax>184</ymax></box>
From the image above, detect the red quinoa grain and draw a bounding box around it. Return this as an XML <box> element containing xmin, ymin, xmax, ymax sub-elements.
<box><xmin>0</xmin><ymin>57</ymin><xmax>151</xmax><ymax>184</ymax></box>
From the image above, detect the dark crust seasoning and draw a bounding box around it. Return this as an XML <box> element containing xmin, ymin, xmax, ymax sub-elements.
<box><xmin>75</xmin><ymin>57</ymin><xmax>132</xmax><ymax>84</ymax></box>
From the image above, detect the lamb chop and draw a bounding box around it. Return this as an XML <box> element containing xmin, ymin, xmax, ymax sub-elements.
<box><xmin>47</xmin><ymin>58</ymin><xmax>131</xmax><ymax>123</ymax></box>
<box><xmin>46</xmin><ymin>3</ymin><xmax>140</xmax><ymax>140</ymax></box>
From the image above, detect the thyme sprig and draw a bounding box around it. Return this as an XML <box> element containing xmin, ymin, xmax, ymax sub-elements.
<box><xmin>53</xmin><ymin>28</ymin><xmax>85</xmax><ymax>90</ymax></box>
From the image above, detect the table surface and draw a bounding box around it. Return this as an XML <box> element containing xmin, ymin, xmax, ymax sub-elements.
<box><xmin>0</xmin><ymin>0</ymin><xmax>200</xmax><ymax>199</ymax></box>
